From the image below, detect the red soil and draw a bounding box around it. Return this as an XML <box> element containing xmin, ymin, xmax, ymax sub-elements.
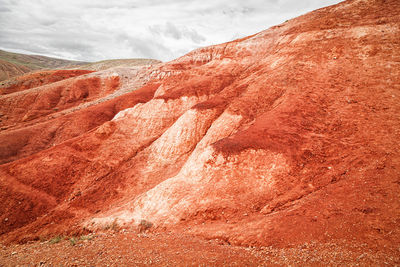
<box><xmin>0</xmin><ymin>74</ymin><xmax>119</xmax><ymax>128</ymax></box>
<box><xmin>1</xmin><ymin>230</ymin><xmax>398</xmax><ymax>266</ymax></box>
<box><xmin>0</xmin><ymin>70</ymin><xmax>124</xmax><ymax>164</ymax></box>
<box><xmin>0</xmin><ymin>70</ymin><xmax>93</xmax><ymax>95</ymax></box>
<box><xmin>0</xmin><ymin>82</ymin><xmax>159</xmax><ymax>164</ymax></box>
<box><xmin>0</xmin><ymin>0</ymin><xmax>400</xmax><ymax>264</ymax></box>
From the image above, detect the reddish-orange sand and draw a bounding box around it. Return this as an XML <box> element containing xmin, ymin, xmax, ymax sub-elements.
<box><xmin>1</xmin><ymin>0</ymin><xmax>400</xmax><ymax>265</ymax></box>
<box><xmin>0</xmin><ymin>70</ymin><xmax>93</xmax><ymax>95</ymax></box>
<box><xmin>1</xmin><ymin>229</ymin><xmax>399</xmax><ymax>266</ymax></box>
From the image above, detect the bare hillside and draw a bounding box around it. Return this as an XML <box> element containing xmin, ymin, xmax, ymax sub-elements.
<box><xmin>0</xmin><ymin>0</ymin><xmax>399</xmax><ymax>265</ymax></box>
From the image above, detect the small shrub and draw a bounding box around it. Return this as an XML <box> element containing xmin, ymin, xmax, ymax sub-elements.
<box><xmin>138</xmin><ymin>219</ymin><xmax>153</xmax><ymax>233</ymax></box>
<box><xmin>69</xmin><ymin>237</ymin><xmax>77</xmax><ymax>246</ymax></box>
<box><xmin>111</xmin><ymin>218</ymin><xmax>120</xmax><ymax>231</ymax></box>
<box><xmin>49</xmin><ymin>236</ymin><xmax>62</xmax><ymax>244</ymax></box>
<box><xmin>103</xmin><ymin>218</ymin><xmax>120</xmax><ymax>232</ymax></box>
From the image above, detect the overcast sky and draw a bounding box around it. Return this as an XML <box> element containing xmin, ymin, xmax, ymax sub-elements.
<box><xmin>0</xmin><ymin>0</ymin><xmax>342</xmax><ymax>62</ymax></box>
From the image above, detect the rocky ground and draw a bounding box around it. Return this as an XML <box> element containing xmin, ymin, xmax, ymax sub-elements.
<box><xmin>1</xmin><ymin>228</ymin><xmax>399</xmax><ymax>266</ymax></box>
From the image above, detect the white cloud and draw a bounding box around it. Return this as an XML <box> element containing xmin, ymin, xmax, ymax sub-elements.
<box><xmin>0</xmin><ymin>0</ymin><xmax>343</xmax><ymax>62</ymax></box>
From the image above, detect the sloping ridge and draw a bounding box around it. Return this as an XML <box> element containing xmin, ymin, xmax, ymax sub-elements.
<box><xmin>76</xmin><ymin>58</ymin><xmax>162</xmax><ymax>71</ymax></box>
<box><xmin>0</xmin><ymin>0</ymin><xmax>399</xmax><ymax>255</ymax></box>
<box><xmin>0</xmin><ymin>49</ymin><xmax>87</xmax><ymax>69</ymax></box>
<box><xmin>0</xmin><ymin>69</ymin><xmax>94</xmax><ymax>95</ymax></box>
<box><xmin>0</xmin><ymin>49</ymin><xmax>88</xmax><ymax>81</ymax></box>
<box><xmin>0</xmin><ymin>59</ymin><xmax>31</xmax><ymax>81</ymax></box>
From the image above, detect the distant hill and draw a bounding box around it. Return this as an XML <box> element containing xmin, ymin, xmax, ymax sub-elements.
<box><xmin>76</xmin><ymin>58</ymin><xmax>162</xmax><ymax>71</ymax></box>
<box><xmin>0</xmin><ymin>49</ymin><xmax>88</xmax><ymax>81</ymax></box>
<box><xmin>0</xmin><ymin>49</ymin><xmax>161</xmax><ymax>81</ymax></box>
<box><xmin>0</xmin><ymin>59</ymin><xmax>31</xmax><ymax>81</ymax></box>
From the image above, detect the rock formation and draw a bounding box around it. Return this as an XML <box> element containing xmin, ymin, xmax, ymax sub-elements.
<box><xmin>0</xmin><ymin>0</ymin><xmax>399</xmax><ymax>255</ymax></box>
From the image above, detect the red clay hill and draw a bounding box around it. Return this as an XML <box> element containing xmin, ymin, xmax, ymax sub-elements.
<box><xmin>0</xmin><ymin>0</ymin><xmax>399</xmax><ymax>264</ymax></box>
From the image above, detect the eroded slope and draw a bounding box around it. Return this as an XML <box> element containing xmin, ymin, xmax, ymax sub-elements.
<box><xmin>0</xmin><ymin>0</ymin><xmax>399</xmax><ymax>258</ymax></box>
